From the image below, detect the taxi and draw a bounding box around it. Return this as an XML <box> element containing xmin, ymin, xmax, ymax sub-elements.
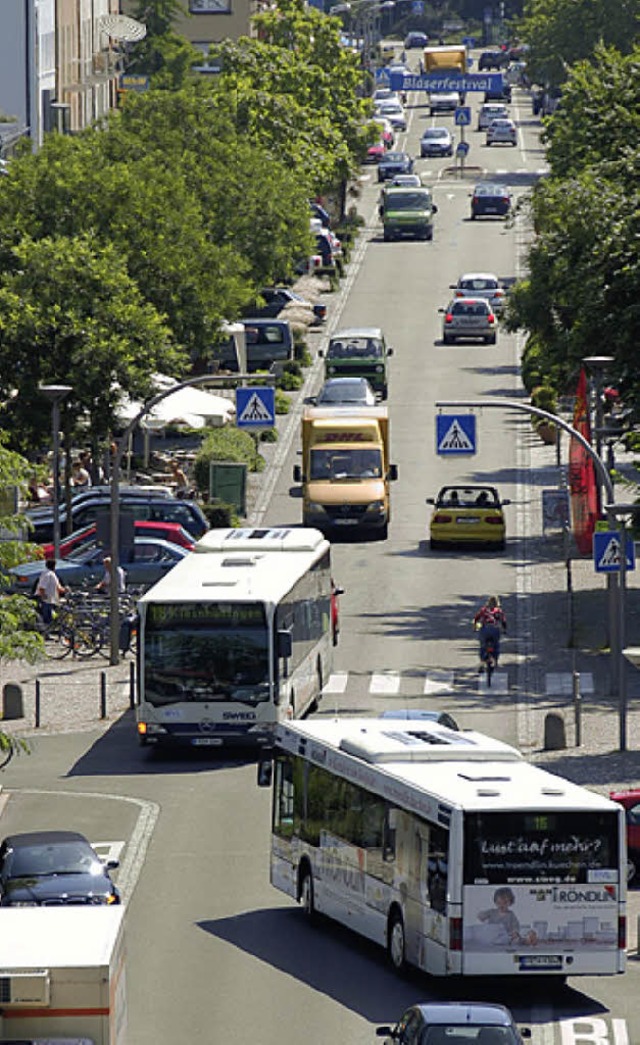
<box><xmin>427</xmin><ymin>485</ymin><xmax>510</xmax><ymax>550</ymax></box>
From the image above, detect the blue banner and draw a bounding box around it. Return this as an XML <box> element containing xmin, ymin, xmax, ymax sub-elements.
<box><xmin>389</xmin><ymin>72</ymin><xmax>503</xmax><ymax>93</ymax></box>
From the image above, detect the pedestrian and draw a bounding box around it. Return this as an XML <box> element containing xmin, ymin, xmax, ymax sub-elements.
<box><xmin>71</xmin><ymin>459</ymin><xmax>91</xmax><ymax>489</ymax></box>
<box><xmin>169</xmin><ymin>459</ymin><xmax>189</xmax><ymax>498</ymax></box>
<box><xmin>36</xmin><ymin>559</ymin><xmax>66</xmax><ymax>624</ymax></box>
<box><xmin>95</xmin><ymin>555</ymin><xmax>126</xmax><ymax>595</ymax></box>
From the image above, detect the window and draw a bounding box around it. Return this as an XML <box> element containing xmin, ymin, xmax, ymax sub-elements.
<box><xmin>275</xmin><ymin>552</ymin><xmax>331</xmax><ymax>673</ymax></box>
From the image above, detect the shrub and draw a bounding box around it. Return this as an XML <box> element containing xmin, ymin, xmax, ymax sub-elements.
<box><xmin>275</xmin><ymin>388</ymin><xmax>291</xmax><ymax>414</ymax></box>
<box><xmin>193</xmin><ymin>426</ymin><xmax>264</xmax><ymax>494</ymax></box>
<box><xmin>201</xmin><ymin>500</ymin><xmax>239</xmax><ymax>528</ymax></box>
<box><xmin>279</xmin><ymin>370</ymin><xmax>304</xmax><ymax>391</ymax></box>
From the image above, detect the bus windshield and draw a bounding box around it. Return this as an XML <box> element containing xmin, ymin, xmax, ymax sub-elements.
<box><xmin>143</xmin><ymin>602</ymin><xmax>270</xmax><ymax>706</ymax></box>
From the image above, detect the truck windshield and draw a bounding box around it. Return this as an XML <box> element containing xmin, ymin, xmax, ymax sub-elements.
<box><xmin>385</xmin><ymin>192</ymin><xmax>430</xmax><ymax>211</ymax></box>
<box><xmin>310</xmin><ymin>448</ymin><xmax>383</xmax><ymax>481</ymax></box>
<box><xmin>328</xmin><ymin>338</ymin><xmax>383</xmax><ymax>358</ymax></box>
<box><xmin>143</xmin><ymin>602</ymin><xmax>270</xmax><ymax>706</ymax></box>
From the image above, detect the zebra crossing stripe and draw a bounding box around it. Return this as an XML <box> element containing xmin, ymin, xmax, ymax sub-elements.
<box><xmin>424</xmin><ymin>670</ymin><xmax>455</xmax><ymax>694</ymax></box>
<box><xmin>370</xmin><ymin>672</ymin><xmax>401</xmax><ymax>695</ymax></box>
<box><xmin>545</xmin><ymin>672</ymin><xmax>594</xmax><ymax>696</ymax></box>
<box><xmin>478</xmin><ymin>672</ymin><xmax>509</xmax><ymax>694</ymax></box>
<box><xmin>322</xmin><ymin>672</ymin><xmax>348</xmax><ymax>694</ymax></box>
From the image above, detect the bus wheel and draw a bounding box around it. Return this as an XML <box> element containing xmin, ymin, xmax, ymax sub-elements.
<box><xmin>388</xmin><ymin>909</ymin><xmax>406</xmax><ymax>973</ymax></box>
<box><xmin>300</xmin><ymin>865</ymin><xmax>316</xmax><ymax>921</ymax></box>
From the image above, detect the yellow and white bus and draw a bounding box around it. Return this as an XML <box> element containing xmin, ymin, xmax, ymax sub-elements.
<box><xmin>261</xmin><ymin>717</ymin><xmax>627</xmax><ymax>979</ymax></box>
<box><xmin>136</xmin><ymin>528</ymin><xmax>334</xmax><ymax>749</ymax></box>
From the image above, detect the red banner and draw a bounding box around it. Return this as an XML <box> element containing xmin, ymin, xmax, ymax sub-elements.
<box><xmin>568</xmin><ymin>368</ymin><xmax>599</xmax><ymax>554</ymax></box>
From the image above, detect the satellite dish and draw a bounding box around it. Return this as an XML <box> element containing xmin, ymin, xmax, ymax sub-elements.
<box><xmin>98</xmin><ymin>14</ymin><xmax>147</xmax><ymax>43</ymax></box>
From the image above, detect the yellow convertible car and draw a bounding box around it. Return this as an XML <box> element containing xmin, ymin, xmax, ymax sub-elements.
<box><xmin>427</xmin><ymin>485</ymin><xmax>510</xmax><ymax>550</ymax></box>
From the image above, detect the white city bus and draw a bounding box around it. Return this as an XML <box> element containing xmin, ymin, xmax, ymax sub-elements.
<box><xmin>136</xmin><ymin>527</ymin><xmax>334</xmax><ymax>748</ymax></box>
<box><xmin>261</xmin><ymin>717</ymin><xmax>626</xmax><ymax>979</ymax></box>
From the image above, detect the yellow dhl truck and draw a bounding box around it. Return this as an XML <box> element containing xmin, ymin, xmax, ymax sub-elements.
<box><xmin>423</xmin><ymin>43</ymin><xmax>467</xmax><ymax>75</ymax></box>
<box><xmin>293</xmin><ymin>406</ymin><xmax>398</xmax><ymax>539</ymax></box>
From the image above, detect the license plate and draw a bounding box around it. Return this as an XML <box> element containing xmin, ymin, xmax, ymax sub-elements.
<box><xmin>484</xmin><ymin>206</ymin><xmax>498</xmax><ymax>212</ymax></box>
<box><xmin>518</xmin><ymin>955</ymin><xmax>563</xmax><ymax>971</ymax></box>
<box><xmin>192</xmin><ymin>737</ymin><xmax>223</xmax><ymax>746</ymax></box>
<box><xmin>334</xmin><ymin>518</ymin><xmax>359</xmax><ymax>526</ymax></box>
<box><xmin>456</xmin><ymin>516</ymin><xmax>480</xmax><ymax>524</ymax></box>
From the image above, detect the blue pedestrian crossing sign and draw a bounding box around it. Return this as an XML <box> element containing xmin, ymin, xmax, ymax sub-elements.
<box><xmin>436</xmin><ymin>414</ymin><xmax>477</xmax><ymax>455</ymax></box>
<box><xmin>593</xmin><ymin>531</ymin><xmax>636</xmax><ymax>573</ymax></box>
<box><xmin>375</xmin><ymin>68</ymin><xmax>391</xmax><ymax>84</ymax></box>
<box><xmin>236</xmin><ymin>386</ymin><xmax>275</xmax><ymax>429</ymax></box>
<box><xmin>455</xmin><ymin>106</ymin><xmax>471</xmax><ymax>126</ymax></box>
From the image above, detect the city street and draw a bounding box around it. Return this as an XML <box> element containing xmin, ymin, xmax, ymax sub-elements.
<box><xmin>1</xmin><ymin>72</ymin><xmax>639</xmax><ymax>1045</ymax></box>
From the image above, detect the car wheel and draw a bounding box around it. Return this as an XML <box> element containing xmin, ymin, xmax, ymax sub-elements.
<box><xmin>443</xmin><ymin>334</ymin><xmax>454</xmax><ymax>344</ymax></box>
<box><xmin>299</xmin><ymin>864</ymin><xmax>317</xmax><ymax>921</ymax></box>
<box><xmin>381</xmin><ymin>386</ymin><xmax>388</xmax><ymax>400</ymax></box>
<box><xmin>383</xmin><ymin>230</ymin><xmax>391</xmax><ymax>241</ymax></box>
<box><xmin>426</xmin><ymin>226</ymin><xmax>433</xmax><ymax>241</ymax></box>
<box><xmin>489</xmin><ymin>334</ymin><xmax>497</xmax><ymax>344</ymax></box>
<box><xmin>430</xmin><ymin>539</ymin><xmax>442</xmax><ymax>551</ymax></box>
<box><xmin>388</xmin><ymin>909</ymin><xmax>406</xmax><ymax>973</ymax></box>
<box><xmin>470</xmin><ymin>212</ymin><xmax>476</xmax><ymax>220</ymax></box>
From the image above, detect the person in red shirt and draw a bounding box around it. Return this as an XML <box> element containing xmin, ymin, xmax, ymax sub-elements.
<box><xmin>473</xmin><ymin>595</ymin><xmax>507</xmax><ymax>669</ymax></box>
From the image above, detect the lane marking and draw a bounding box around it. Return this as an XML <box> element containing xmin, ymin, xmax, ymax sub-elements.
<box><xmin>370</xmin><ymin>672</ymin><xmax>401</xmax><ymax>695</ymax></box>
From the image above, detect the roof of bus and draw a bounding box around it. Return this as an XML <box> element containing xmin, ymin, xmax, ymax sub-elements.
<box><xmin>275</xmin><ymin>718</ymin><xmax>618</xmax><ymax>814</ymax></box>
<box><xmin>138</xmin><ymin>526</ymin><xmax>331</xmax><ymax>606</ymax></box>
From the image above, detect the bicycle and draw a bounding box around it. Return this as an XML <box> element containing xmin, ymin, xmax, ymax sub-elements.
<box><xmin>480</xmin><ymin>634</ymin><xmax>498</xmax><ymax>687</ymax></box>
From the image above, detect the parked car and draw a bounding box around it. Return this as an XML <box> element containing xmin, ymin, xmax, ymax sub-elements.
<box><xmin>486</xmin><ymin>117</ymin><xmax>518</xmax><ymax>146</ymax></box>
<box><xmin>420</xmin><ymin>126</ymin><xmax>454</xmax><ymax>157</ymax></box>
<box><xmin>379</xmin><ymin>707</ymin><xmax>459</xmax><ymax>730</ymax></box>
<box><xmin>450</xmin><ymin>273</ymin><xmax>507</xmax><ymax>313</ymax></box>
<box><xmin>41</xmin><ymin>519</ymin><xmax>196</xmax><ymax>560</ymax></box>
<box><xmin>485</xmin><ymin>81</ymin><xmax>513</xmax><ymax>103</ymax></box>
<box><xmin>366</xmin><ymin>137</ymin><xmax>387</xmax><ymax>164</ymax></box>
<box><xmin>470</xmin><ymin>182</ymin><xmax>513</xmax><ymax>220</ymax></box>
<box><xmin>478</xmin><ymin>50</ymin><xmax>510</xmax><ymax>70</ymax></box>
<box><xmin>373</xmin><ymin>87</ymin><xmax>400</xmax><ymax>106</ymax></box>
<box><xmin>9</xmin><ymin>536</ymin><xmax>190</xmax><ymax>593</ymax></box>
<box><xmin>0</xmin><ymin>830</ymin><xmax>120</xmax><ymax>907</ymax></box>
<box><xmin>313</xmin><ymin>377</ymin><xmax>376</xmax><ymax>407</ymax></box>
<box><xmin>477</xmin><ymin>102</ymin><xmax>509</xmax><ymax>130</ymax></box>
<box><xmin>371</xmin><ymin>115</ymin><xmax>395</xmax><ymax>149</ymax></box>
<box><xmin>440</xmin><ymin>297</ymin><xmax>498</xmax><ymax>344</ymax></box>
<box><xmin>427</xmin><ymin>485</ymin><xmax>510</xmax><ymax>550</ymax></box>
<box><xmin>610</xmin><ymin>789</ymin><xmax>640</xmax><ymax>882</ymax></box>
<box><xmin>404</xmin><ymin>30</ymin><xmax>428</xmax><ymax>48</ymax></box>
<box><xmin>375</xmin><ymin>101</ymin><xmax>407</xmax><ymax>131</ymax></box>
<box><xmin>377</xmin><ymin>1002</ymin><xmax>528</xmax><ymax>1045</ymax></box>
<box><xmin>377</xmin><ymin>150</ymin><xmax>414</xmax><ymax>182</ymax></box>
<box><xmin>25</xmin><ymin>487</ymin><xmax>208</xmax><ymax>543</ymax></box>
<box><xmin>247</xmin><ymin>287</ymin><xmax>326</xmax><ymax>323</ymax></box>
<box><xmin>391</xmin><ymin>173</ymin><xmax>422</xmax><ymax>187</ymax></box>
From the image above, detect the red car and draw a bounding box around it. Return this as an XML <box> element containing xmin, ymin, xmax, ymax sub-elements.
<box><xmin>610</xmin><ymin>789</ymin><xmax>640</xmax><ymax>883</ymax></box>
<box><xmin>40</xmin><ymin>520</ymin><xmax>195</xmax><ymax>559</ymax></box>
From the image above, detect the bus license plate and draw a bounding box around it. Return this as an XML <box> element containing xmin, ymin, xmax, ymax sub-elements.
<box><xmin>519</xmin><ymin>955</ymin><xmax>563</xmax><ymax>971</ymax></box>
<box><xmin>334</xmin><ymin>518</ymin><xmax>358</xmax><ymax>525</ymax></box>
<box><xmin>192</xmin><ymin>737</ymin><xmax>223</xmax><ymax>746</ymax></box>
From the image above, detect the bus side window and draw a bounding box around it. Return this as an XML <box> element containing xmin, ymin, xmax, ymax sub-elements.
<box><xmin>273</xmin><ymin>756</ymin><xmax>294</xmax><ymax>838</ymax></box>
<box><xmin>383</xmin><ymin>807</ymin><xmax>397</xmax><ymax>862</ymax></box>
<box><xmin>427</xmin><ymin>824</ymin><xmax>449</xmax><ymax>913</ymax></box>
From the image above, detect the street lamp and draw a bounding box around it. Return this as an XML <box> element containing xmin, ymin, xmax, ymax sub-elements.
<box><xmin>39</xmin><ymin>384</ymin><xmax>73</xmax><ymax>561</ymax></box>
<box><xmin>583</xmin><ymin>355</ymin><xmax>615</xmax><ymax>461</ymax></box>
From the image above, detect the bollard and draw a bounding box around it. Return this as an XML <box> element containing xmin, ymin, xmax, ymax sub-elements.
<box><xmin>2</xmin><ymin>683</ymin><xmax>24</xmax><ymax>720</ymax></box>
<box><xmin>129</xmin><ymin>661</ymin><xmax>136</xmax><ymax>710</ymax></box>
<box><xmin>35</xmin><ymin>679</ymin><xmax>41</xmax><ymax>729</ymax></box>
<box><xmin>100</xmin><ymin>672</ymin><xmax>107</xmax><ymax>720</ymax></box>
<box><xmin>543</xmin><ymin>711</ymin><xmax>566</xmax><ymax>751</ymax></box>
<box><xmin>573</xmin><ymin>671</ymin><xmax>582</xmax><ymax>747</ymax></box>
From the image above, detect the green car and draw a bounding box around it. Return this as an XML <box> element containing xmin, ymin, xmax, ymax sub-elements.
<box><xmin>378</xmin><ymin>185</ymin><xmax>438</xmax><ymax>241</ymax></box>
<box><xmin>319</xmin><ymin>327</ymin><xmax>393</xmax><ymax>399</ymax></box>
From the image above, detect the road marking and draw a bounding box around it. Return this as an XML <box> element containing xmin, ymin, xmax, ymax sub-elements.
<box><xmin>545</xmin><ymin>672</ymin><xmax>594</xmax><ymax>695</ymax></box>
<box><xmin>478</xmin><ymin>672</ymin><xmax>509</xmax><ymax>694</ymax></box>
<box><xmin>323</xmin><ymin>672</ymin><xmax>348</xmax><ymax>694</ymax></box>
<box><xmin>92</xmin><ymin>840</ymin><xmax>126</xmax><ymax>864</ymax></box>
<box><xmin>424</xmin><ymin>670</ymin><xmax>455</xmax><ymax>694</ymax></box>
<box><xmin>370</xmin><ymin>672</ymin><xmax>401</xmax><ymax>694</ymax></box>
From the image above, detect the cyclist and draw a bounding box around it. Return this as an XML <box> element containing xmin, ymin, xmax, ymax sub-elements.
<box><xmin>473</xmin><ymin>595</ymin><xmax>507</xmax><ymax>671</ymax></box>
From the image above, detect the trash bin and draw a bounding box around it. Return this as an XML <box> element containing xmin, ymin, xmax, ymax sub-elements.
<box><xmin>2</xmin><ymin>683</ymin><xmax>24</xmax><ymax>720</ymax></box>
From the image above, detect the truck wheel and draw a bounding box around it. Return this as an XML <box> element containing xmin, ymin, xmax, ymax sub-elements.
<box><xmin>299</xmin><ymin>864</ymin><xmax>317</xmax><ymax>922</ymax></box>
<box><xmin>383</xmin><ymin>229</ymin><xmax>392</xmax><ymax>241</ymax></box>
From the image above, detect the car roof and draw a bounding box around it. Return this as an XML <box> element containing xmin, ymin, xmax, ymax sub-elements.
<box><xmin>449</xmin><ymin>296</ymin><xmax>492</xmax><ymax>306</ymax></box>
<box><xmin>322</xmin><ymin>377</ymin><xmax>370</xmax><ymax>386</ymax></box>
<box><xmin>2</xmin><ymin>830</ymin><xmax>88</xmax><ymax>848</ymax></box>
<box><xmin>458</xmin><ymin>272</ymin><xmax>500</xmax><ymax>282</ymax></box>
<box><xmin>411</xmin><ymin>1002</ymin><xmax>514</xmax><ymax>1026</ymax></box>
<box><xmin>474</xmin><ymin>182</ymin><xmax>509</xmax><ymax>193</ymax></box>
<box><xmin>332</xmin><ymin>327</ymin><xmax>384</xmax><ymax>339</ymax></box>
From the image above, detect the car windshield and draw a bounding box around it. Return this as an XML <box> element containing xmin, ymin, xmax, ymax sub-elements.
<box><xmin>317</xmin><ymin>383</ymin><xmax>371</xmax><ymax>404</ymax></box>
<box><xmin>461</xmin><ymin>279</ymin><xmax>498</xmax><ymax>291</ymax></box>
<box><xmin>383</xmin><ymin>153</ymin><xmax>406</xmax><ymax>162</ymax></box>
<box><xmin>310</xmin><ymin>449</ymin><xmax>383</xmax><ymax>481</ymax></box>
<box><xmin>9</xmin><ymin>842</ymin><xmax>98</xmax><ymax>877</ymax></box>
<box><xmin>452</xmin><ymin>302</ymin><xmax>490</xmax><ymax>316</ymax></box>
<box><xmin>475</xmin><ymin>184</ymin><xmax>508</xmax><ymax>197</ymax></box>
<box><xmin>437</xmin><ymin>487</ymin><xmax>498</xmax><ymax>507</ymax></box>
<box><xmin>385</xmin><ymin>192</ymin><xmax>430</xmax><ymax>211</ymax></box>
<box><xmin>328</xmin><ymin>338</ymin><xmax>383</xmax><ymax>359</ymax></box>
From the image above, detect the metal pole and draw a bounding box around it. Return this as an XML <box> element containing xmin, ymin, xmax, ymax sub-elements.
<box><xmin>52</xmin><ymin>399</ymin><xmax>61</xmax><ymax>561</ymax></box>
<box><xmin>618</xmin><ymin>517</ymin><xmax>628</xmax><ymax>751</ymax></box>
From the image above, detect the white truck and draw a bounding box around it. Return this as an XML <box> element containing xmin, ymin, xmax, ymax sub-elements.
<box><xmin>0</xmin><ymin>907</ymin><xmax>126</xmax><ymax>1045</ymax></box>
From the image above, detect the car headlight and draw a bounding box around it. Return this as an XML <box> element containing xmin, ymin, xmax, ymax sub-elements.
<box><xmin>328</xmin><ymin>366</ymin><xmax>336</xmax><ymax>374</ymax></box>
<box><xmin>366</xmin><ymin>501</ymin><xmax>385</xmax><ymax>514</ymax></box>
<box><xmin>375</xmin><ymin>365</ymin><xmax>384</xmax><ymax>373</ymax></box>
<box><xmin>306</xmin><ymin>503</ymin><xmax>327</xmax><ymax>516</ymax></box>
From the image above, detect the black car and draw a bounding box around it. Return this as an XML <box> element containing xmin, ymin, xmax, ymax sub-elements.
<box><xmin>470</xmin><ymin>182</ymin><xmax>513</xmax><ymax>220</ymax></box>
<box><xmin>247</xmin><ymin>287</ymin><xmax>326</xmax><ymax>323</ymax></box>
<box><xmin>0</xmin><ymin>830</ymin><xmax>120</xmax><ymax>906</ymax></box>
<box><xmin>478</xmin><ymin>49</ymin><xmax>510</xmax><ymax>70</ymax></box>
<box><xmin>484</xmin><ymin>82</ymin><xmax>512</xmax><ymax>103</ymax></box>
<box><xmin>26</xmin><ymin>487</ymin><xmax>209</xmax><ymax>543</ymax></box>
<box><xmin>404</xmin><ymin>30</ymin><xmax>428</xmax><ymax>48</ymax></box>
<box><xmin>377</xmin><ymin>151</ymin><xmax>414</xmax><ymax>183</ymax></box>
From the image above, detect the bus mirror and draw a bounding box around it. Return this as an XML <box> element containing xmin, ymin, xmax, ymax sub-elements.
<box><xmin>388</xmin><ymin>808</ymin><xmax>397</xmax><ymax>829</ymax></box>
<box><xmin>293</xmin><ymin>464</ymin><xmax>302</xmax><ymax>483</ymax></box>
<box><xmin>257</xmin><ymin>759</ymin><xmax>273</xmax><ymax>788</ymax></box>
<box><xmin>388</xmin><ymin>464</ymin><xmax>398</xmax><ymax>481</ymax></box>
<box><xmin>277</xmin><ymin>629</ymin><xmax>293</xmax><ymax>659</ymax></box>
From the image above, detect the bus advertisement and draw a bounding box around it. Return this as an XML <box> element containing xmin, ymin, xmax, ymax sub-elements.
<box><xmin>136</xmin><ymin>528</ymin><xmax>334</xmax><ymax>748</ymax></box>
<box><xmin>260</xmin><ymin>717</ymin><xmax>626</xmax><ymax>979</ymax></box>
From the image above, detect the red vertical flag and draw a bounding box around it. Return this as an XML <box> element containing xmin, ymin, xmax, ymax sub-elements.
<box><xmin>568</xmin><ymin>367</ymin><xmax>599</xmax><ymax>553</ymax></box>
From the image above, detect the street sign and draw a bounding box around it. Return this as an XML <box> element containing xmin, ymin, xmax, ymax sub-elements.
<box><xmin>436</xmin><ymin>414</ymin><xmax>477</xmax><ymax>455</ymax></box>
<box><xmin>463</xmin><ymin>36</ymin><xmax>476</xmax><ymax>47</ymax></box>
<box><xmin>235</xmin><ymin>387</ymin><xmax>275</xmax><ymax>429</ymax></box>
<box><xmin>593</xmin><ymin>531</ymin><xmax>636</xmax><ymax>573</ymax></box>
<box><xmin>375</xmin><ymin>68</ymin><xmax>391</xmax><ymax>84</ymax></box>
<box><xmin>455</xmin><ymin>106</ymin><xmax>471</xmax><ymax>126</ymax></box>
<box><xmin>456</xmin><ymin>141</ymin><xmax>470</xmax><ymax>157</ymax></box>
<box><xmin>389</xmin><ymin>72</ymin><xmax>503</xmax><ymax>93</ymax></box>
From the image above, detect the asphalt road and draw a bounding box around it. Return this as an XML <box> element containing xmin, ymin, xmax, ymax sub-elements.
<box><xmin>1</xmin><ymin>73</ymin><xmax>639</xmax><ymax>1045</ymax></box>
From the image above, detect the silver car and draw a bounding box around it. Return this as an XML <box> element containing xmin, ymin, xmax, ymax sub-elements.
<box><xmin>450</xmin><ymin>272</ymin><xmax>507</xmax><ymax>313</ymax></box>
<box><xmin>486</xmin><ymin>118</ymin><xmax>518</xmax><ymax>146</ymax></box>
<box><xmin>440</xmin><ymin>297</ymin><xmax>497</xmax><ymax>344</ymax></box>
<box><xmin>477</xmin><ymin>102</ymin><xmax>509</xmax><ymax>130</ymax></box>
